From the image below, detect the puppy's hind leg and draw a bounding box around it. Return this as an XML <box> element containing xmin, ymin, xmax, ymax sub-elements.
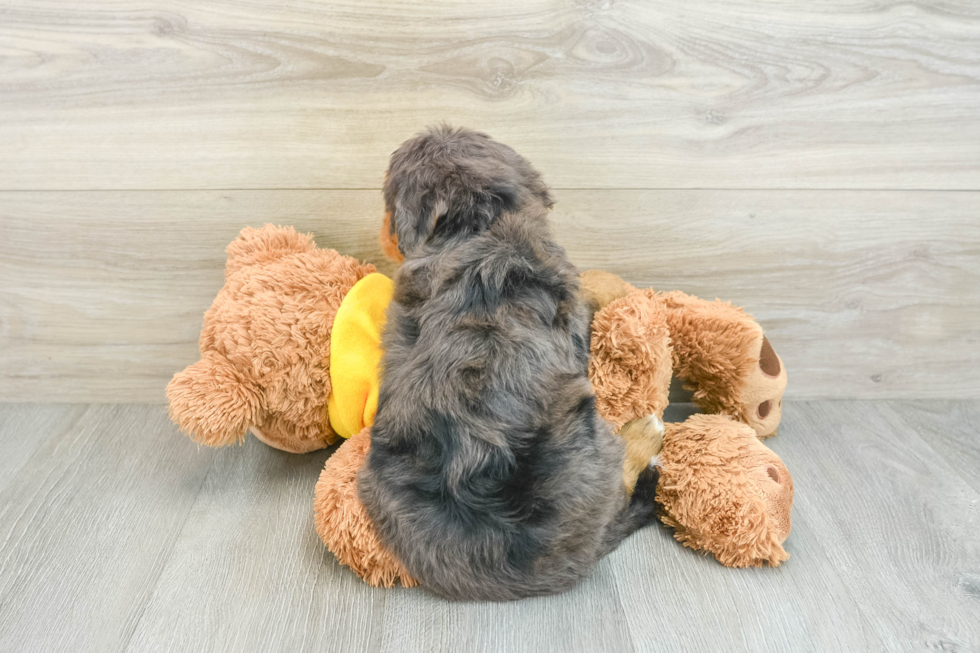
<box><xmin>619</xmin><ymin>414</ymin><xmax>665</xmax><ymax>493</ymax></box>
<box><xmin>600</xmin><ymin>464</ymin><xmax>660</xmax><ymax>556</ymax></box>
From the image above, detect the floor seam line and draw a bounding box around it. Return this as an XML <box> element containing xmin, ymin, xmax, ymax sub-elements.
<box><xmin>119</xmin><ymin>445</ymin><xmax>218</xmax><ymax>653</ymax></box>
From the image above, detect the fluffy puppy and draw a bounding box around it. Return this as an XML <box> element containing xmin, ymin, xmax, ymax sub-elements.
<box><xmin>358</xmin><ymin>125</ymin><xmax>659</xmax><ymax>601</ymax></box>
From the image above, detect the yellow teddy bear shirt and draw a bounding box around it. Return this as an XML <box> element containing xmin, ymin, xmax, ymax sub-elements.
<box><xmin>327</xmin><ymin>272</ymin><xmax>394</xmax><ymax>439</ymax></box>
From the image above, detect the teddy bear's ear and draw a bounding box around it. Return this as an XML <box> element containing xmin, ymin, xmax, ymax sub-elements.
<box><xmin>224</xmin><ymin>224</ymin><xmax>316</xmax><ymax>278</ymax></box>
<box><xmin>166</xmin><ymin>353</ymin><xmax>261</xmax><ymax>447</ymax></box>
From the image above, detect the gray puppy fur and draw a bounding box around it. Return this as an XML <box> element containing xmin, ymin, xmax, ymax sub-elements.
<box><xmin>358</xmin><ymin>125</ymin><xmax>659</xmax><ymax>601</ymax></box>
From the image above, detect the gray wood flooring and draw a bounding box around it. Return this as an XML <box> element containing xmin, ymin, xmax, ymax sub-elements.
<box><xmin>1</xmin><ymin>401</ymin><xmax>977</xmax><ymax>652</ymax></box>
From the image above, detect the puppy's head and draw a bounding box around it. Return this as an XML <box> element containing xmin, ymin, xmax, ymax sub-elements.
<box><xmin>383</xmin><ymin>125</ymin><xmax>553</xmax><ymax>259</ymax></box>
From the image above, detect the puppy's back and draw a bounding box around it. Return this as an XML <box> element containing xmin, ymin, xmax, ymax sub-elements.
<box><xmin>359</xmin><ymin>126</ymin><xmax>649</xmax><ymax>600</ymax></box>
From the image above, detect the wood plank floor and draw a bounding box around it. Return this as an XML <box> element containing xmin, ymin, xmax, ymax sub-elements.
<box><xmin>1</xmin><ymin>401</ymin><xmax>977</xmax><ymax>652</ymax></box>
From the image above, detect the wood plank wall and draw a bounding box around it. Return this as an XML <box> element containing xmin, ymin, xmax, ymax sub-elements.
<box><xmin>1</xmin><ymin>0</ymin><xmax>978</xmax><ymax>401</ymax></box>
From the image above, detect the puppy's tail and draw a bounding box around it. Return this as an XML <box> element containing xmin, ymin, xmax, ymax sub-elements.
<box><xmin>601</xmin><ymin>465</ymin><xmax>660</xmax><ymax>556</ymax></box>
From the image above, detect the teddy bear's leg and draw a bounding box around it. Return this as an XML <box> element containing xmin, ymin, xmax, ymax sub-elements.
<box><xmin>588</xmin><ymin>289</ymin><xmax>674</xmax><ymax>493</ymax></box>
<box><xmin>224</xmin><ymin>224</ymin><xmax>317</xmax><ymax>278</ymax></box>
<box><xmin>660</xmin><ymin>291</ymin><xmax>787</xmax><ymax>438</ymax></box>
<box><xmin>166</xmin><ymin>352</ymin><xmax>262</xmax><ymax>447</ymax></box>
<box><xmin>251</xmin><ymin>412</ymin><xmax>335</xmax><ymax>454</ymax></box>
<box><xmin>656</xmin><ymin>414</ymin><xmax>793</xmax><ymax>568</ymax></box>
<box><xmin>313</xmin><ymin>428</ymin><xmax>418</xmax><ymax>588</ymax></box>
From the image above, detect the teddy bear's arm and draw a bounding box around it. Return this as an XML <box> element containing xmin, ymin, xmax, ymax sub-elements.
<box><xmin>660</xmin><ymin>291</ymin><xmax>787</xmax><ymax>439</ymax></box>
<box><xmin>166</xmin><ymin>352</ymin><xmax>261</xmax><ymax>447</ymax></box>
<box><xmin>588</xmin><ymin>291</ymin><xmax>672</xmax><ymax>431</ymax></box>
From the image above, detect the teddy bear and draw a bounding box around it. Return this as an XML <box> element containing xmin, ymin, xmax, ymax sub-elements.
<box><xmin>580</xmin><ymin>269</ymin><xmax>787</xmax><ymax>442</ymax></box>
<box><xmin>579</xmin><ymin>270</ymin><xmax>793</xmax><ymax>565</ymax></box>
<box><xmin>312</xmin><ymin>268</ymin><xmax>793</xmax><ymax>587</ymax></box>
<box><xmin>167</xmin><ymin>223</ymin><xmax>793</xmax><ymax>586</ymax></box>
<box><xmin>166</xmin><ymin>224</ymin><xmax>384</xmax><ymax>454</ymax></box>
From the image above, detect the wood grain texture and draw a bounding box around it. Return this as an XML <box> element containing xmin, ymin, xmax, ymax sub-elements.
<box><xmin>0</xmin><ymin>190</ymin><xmax>398</xmax><ymax>404</ymax></box>
<box><xmin>129</xmin><ymin>428</ymin><xmax>638</xmax><ymax>653</ymax></box>
<box><xmin>371</xmin><ymin>566</ymin><xmax>636</xmax><ymax>653</ymax></box>
<box><xmin>125</xmin><ymin>436</ymin><xmax>387</xmax><ymax>653</ymax></box>
<box><xmin>0</xmin><ymin>404</ymin><xmax>87</xmax><ymax>495</ymax></box>
<box><xmin>776</xmin><ymin>401</ymin><xmax>980</xmax><ymax>650</ymax></box>
<box><xmin>1</xmin><ymin>0</ymin><xmax>978</xmax><ymax>190</ymax></box>
<box><xmin>2</xmin><ymin>189</ymin><xmax>977</xmax><ymax>402</ymax></box>
<box><xmin>1</xmin><ymin>401</ymin><xmax>978</xmax><ymax>652</ymax></box>
<box><xmin>889</xmin><ymin>401</ymin><xmax>980</xmax><ymax>495</ymax></box>
<box><xmin>0</xmin><ymin>404</ymin><xmax>215</xmax><ymax>653</ymax></box>
<box><xmin>616</xmin><ymin>400</ymin><xmax>980</xmax><ymax>651</ymax></box>
<box><xmin>611</xmin><ymin>515</ymin><xmax>884</xmax><ymax>651</ymax></box>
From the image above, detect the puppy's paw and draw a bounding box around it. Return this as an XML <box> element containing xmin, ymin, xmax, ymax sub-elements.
<box><xmin>630</xmin><ymin>463</ymin><xmax>661</xmax><ymax>522</ymax></box>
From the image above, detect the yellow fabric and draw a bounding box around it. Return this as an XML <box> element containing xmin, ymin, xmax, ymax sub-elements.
<box><xmin>327</xmin><ymin>273</ymin><xmax>394</xmax><ymax>438</ymax></box>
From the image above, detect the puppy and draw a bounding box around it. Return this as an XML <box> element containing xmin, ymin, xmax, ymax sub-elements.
<box><xmin>358</xmin><ymin>125</ymin><xmax>659</xmax><ymax>601</ymax></box>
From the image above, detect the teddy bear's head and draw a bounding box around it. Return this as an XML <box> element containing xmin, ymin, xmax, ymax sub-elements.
<box><xmin>166</xmin><ymin>225</ymin><xmax>376</xmax><ymax>453</ymax></box>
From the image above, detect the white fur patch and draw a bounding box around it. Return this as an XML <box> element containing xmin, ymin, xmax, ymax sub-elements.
<box><xmin>648</xmin><ymin>414</ymin><xmax>665</xmax><ymax>437</ymax></box>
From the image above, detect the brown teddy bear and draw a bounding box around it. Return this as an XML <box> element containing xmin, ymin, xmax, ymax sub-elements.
<box><xmin>580</xmin><ymin>269</ymin><xmax>787</xmax><ymax>442</ymax></box>
<box><xmin>313</xmin><ymin>268</ymin><xmax>793</xmax><ymax>586</ymax></box>
<box><xmin>580</xmin><ymin>270</ymin><xmax>792</xmax><ymax>566</ymax></box>
<box><xmin>166</xmin><ymin>224</ymin><xmax>380</xmax><ymax>454</ymax></box>
<box><xmin>167</xmin><ymin>224</ymin><xmax>793</xmax><ymax>586</ymax></box>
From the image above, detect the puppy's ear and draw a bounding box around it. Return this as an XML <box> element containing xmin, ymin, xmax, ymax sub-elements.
<box><xmin>389</xmin><ymin>182</ymin><xmax>450</xmax><ymax>258</ymax></box>
<box><xmin>379</xmin><ymin>211</ymin><xmax>405</xmax><ymax>263</ymax></box>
